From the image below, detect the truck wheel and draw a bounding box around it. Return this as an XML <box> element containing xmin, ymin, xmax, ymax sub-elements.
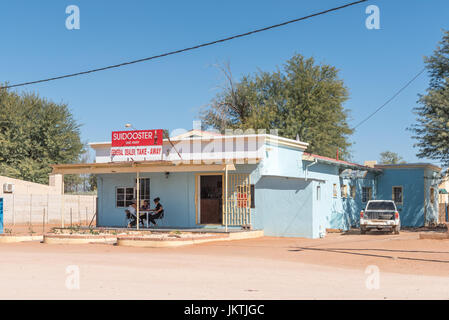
<box><xmin>393</xmin><ymin>226</ymin><xmax>400</xmax><ymax>235</ymax></box>
<box><xmin>360</xmin><ymin>228</ymin><xmax>366</xmax><ymax>235</ymax></box>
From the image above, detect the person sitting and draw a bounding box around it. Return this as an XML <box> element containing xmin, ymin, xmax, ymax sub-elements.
<box><xmin>126</xmin><ymin>201</ymin><xmax>137</xmax><ymax>227</ymax></box>
<box><xmin>141</xmin><ymin>200</ymin><xmax>150</xmax><ymax>211</ymax></box>
<box><xmin>148</xmin><ymin>197</ymin><xmax>164</xmax><ymax>227</ymax></box>
<box><xmin>126</xmin><ymin>201</ymin><xmax>145</xmax><ymax>228</ymax></box>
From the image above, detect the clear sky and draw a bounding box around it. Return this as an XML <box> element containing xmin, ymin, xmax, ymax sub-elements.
<box><xmin>1</xmin><ymin>0</ymin><xmax>448</xmax><ymax>165</ymax></box>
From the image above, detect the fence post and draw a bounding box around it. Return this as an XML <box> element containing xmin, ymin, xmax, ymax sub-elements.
<box><xmin>70</xmin><ymin>208</ymin><xmax>73</xmax><ymax>228</ymax></box>
<box><xmin>47</xmin><ymin>194</ymin><xmax>50</xmax><ymax>224</ymax></box>
<box><xmin>85</xmin><ymin>207</ymin><xmax>88</xmax><ymax>226</ymax></box>
<box><xmin>12</xmin><ymin>194</ymin><xmax>15</xmax><ymax>226</ymax></box>
<box><xmin>78</xmin><ymin>195</ymin><xmax>81</xmax><ymax>226</ymax></box>
<box><xmin>29</xmin><ymin>194</ymin><xmax>32</xmax><ymax>226</ymax></box>
<box><xmin>43</xmin><ymin>208</ymin><xmax>46</xmax><ymax>235</ymax></box>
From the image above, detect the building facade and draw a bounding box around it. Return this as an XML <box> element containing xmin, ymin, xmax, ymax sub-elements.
<box><xmin>51</xmin><ymin>130</ymin><xmax>442</xmax><ymax>238</ymax></box>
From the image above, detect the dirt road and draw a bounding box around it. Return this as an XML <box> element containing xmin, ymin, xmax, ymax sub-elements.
<box><xmin>1</xmin><ymin>231</ymin><xmax>449</xmax><ymax>299</ymax></box>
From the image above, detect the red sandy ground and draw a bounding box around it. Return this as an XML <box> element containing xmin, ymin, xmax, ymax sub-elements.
<box><xmin>1</xmin><ymin>231</ymin><xmax>449</xmax><ymax>299</ymax></box>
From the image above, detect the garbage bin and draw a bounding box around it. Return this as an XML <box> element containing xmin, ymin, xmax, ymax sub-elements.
<box><xmin>0</xmin><ymin>198</ymin><xmax>3</xmax><ymax>234</ymax></box>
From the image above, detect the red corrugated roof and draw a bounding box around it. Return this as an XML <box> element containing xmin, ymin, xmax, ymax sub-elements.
<box><xmin>303</xmin><ymin>152</ymin><xmax>376</xmax><ymax>170</ymax></box>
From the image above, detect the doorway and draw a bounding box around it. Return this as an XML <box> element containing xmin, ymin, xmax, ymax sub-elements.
<box><xmin>199</xmin><ymin>175</ymin><xmax>223</xmax><ymax>224</ymax></box>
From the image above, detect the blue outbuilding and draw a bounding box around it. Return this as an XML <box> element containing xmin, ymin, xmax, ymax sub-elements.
<box><xmin>51</xmin><ymin>130</ymin><xmax>442</xmax><ymax>238</ymax></box>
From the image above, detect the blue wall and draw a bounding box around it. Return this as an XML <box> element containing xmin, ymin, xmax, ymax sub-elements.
<box><xmin>255</xmin><ymin>176</ymin><xmax>314</xmax><ymax>237</ymax></box>
<box><xmin>375</xmin><ymin>167</ymin><xmax>440</xmax><ymax>227</ymax></box>
<box><xmin>377</xmin><ymin>168</ymin><xmax>425</xmax><ymax>227</ymax></box>
<box><xmin>305</xmin><ymin>162</ymin><xmax>378</xmax><ymax>232</ymax></box>
<box><xmin>97</xmin><ymin>172</ymin><xmax>197</xmax><ymax>228</ymax></box>
<box><xmin>424</xmin><ymin>168</ymin><xmax>440</xmax><ymax>225</ymax></box>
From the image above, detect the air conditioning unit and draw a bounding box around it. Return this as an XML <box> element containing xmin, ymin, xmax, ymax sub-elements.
<box><xmin>3</xmin><ymin>183</ymin><xmax>14</xmax><ymax>193</ymax></box>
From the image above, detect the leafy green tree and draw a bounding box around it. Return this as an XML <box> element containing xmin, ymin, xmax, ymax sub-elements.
<box><xmin>0</xmin><ymin>87</ymin><xmax>84</xmax><ymax>184</ymax></box>
<box><xmin>379</xmin><ymin>151</ymin><xmax>406</xmax><ymax>164</ymax></box>
<box><xmin>200</xmin><ymin>55</ymin><xmax>353</xmax><ymax>158</ymax></box>
<box><xmin>410</xmin><ymin>30</ymin><xmax>449</xmax><ymax>167</ymax></box>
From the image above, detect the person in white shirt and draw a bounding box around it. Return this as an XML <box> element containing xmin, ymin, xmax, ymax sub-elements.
<box><xmin>126</xmin><ymin>201</ymin><xmax>137</xmax><ymax>227</ymax></box>
<box><xmin>128</xmin><ymin>202</ymin><xmax>137</xmax><ymax>217</ymax></box>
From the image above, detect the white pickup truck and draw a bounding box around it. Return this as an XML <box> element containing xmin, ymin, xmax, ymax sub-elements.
<box><xmin>360</xmin><ymin>200</ymin><xmax>400</xmax><ymax>234</ymax></box>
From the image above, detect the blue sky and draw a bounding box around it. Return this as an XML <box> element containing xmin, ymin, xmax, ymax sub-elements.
<box><xmin>1</xmin><ymin>0</ymin><xmax>448</xmax><ymax>165</ymax></box>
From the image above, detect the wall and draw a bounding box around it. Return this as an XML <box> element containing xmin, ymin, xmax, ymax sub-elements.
<box><xmin>377</xmin><ymin>168</ymin><xmax>425</xmax><ymax>227</ymax></box>
<box><xmin>255</xmin><ymin>176</ymin><xmax>314</xmax><ymax>237</ymax></box>
<box><xmin>259</xmin><ymin>143</ymin><xmax>303</xmax><ymax>178</ymax></box>
<box><xmin>424</xmin><ymin>167</ymin><xmax>440</xmax><ymax>225</ymax></box>
<box><xmin>305</xmin><ymin>162</ymin><xmax>377</xmax><ymax>232</ymax></box>
<box><xmin>0</xmin><ymin>174</ymin><xmax>96</xmax><ymax>226</ymax></box>
<box><xmin>439</xmin><ymin>176</ymin><xmax>449</xmax><ymax>204</ymax></box>
<box><xmin>1</xmin><ymin>194</ymin><xmax>97</xmax><ymax>225</ymax></box>
<box><xmin>97</xmin><ymin>172</ymin><xmax>196</xmax><ymax>228</ymax></box>
<box><xmin>0</xmin><ymin>174</ymin><xmax>63</xmax><ymax>196</ymax></box>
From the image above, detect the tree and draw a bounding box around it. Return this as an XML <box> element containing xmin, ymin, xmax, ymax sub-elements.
<box><xmin>0</xmin><ymin>87</ymin><xmax>84</xmax><ymax>184</ymax></box>
<box><xmin>379</xmin><ymin>151</ymin><xmax>406</xmax><ymax>164</ymax></box>
<box><xmin>200</xmin><ymin>54</ymin><xmax>353</xmax><ymax>159</ymax></box>
<box><xmin>410</xmin><ymin>30</ymin><xmax>449</xmax><ymax>168</ymax></box>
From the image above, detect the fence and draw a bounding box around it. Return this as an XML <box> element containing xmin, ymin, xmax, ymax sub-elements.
<box><xmin>439</xmin><ymin>202</ymin><xmax>448</xmax><ymax>223</ymax></box>
<box><xmin>2</xmin><ymin>194</ymin><xmax>97</xmax><ymax>227</ymax></box>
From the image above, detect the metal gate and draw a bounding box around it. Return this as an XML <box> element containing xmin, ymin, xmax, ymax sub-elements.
<box><xmin>0</xmin><ymin>198</ymin><xmax>3</xmax><ymax>234</ymax></box>
<box><xmin>439</xmin><ymin>203</ymin><xmax>448</xmax><ymax>223</ymax></box>
<box><xmin>224</xmin><ymin>174</ymin><xmax>251</xmax><ymax>226</ymax></box>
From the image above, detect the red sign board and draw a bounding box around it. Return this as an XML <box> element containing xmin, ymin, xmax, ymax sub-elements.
<box><xmin>110</xmin><ymin>129</ymin><xmax>164</xmax><ymax>162</ymax></box>
<box><xmin>112</xmin><ymin>129</ymin><xmax>163</xmax><ymax>147</ymax></box>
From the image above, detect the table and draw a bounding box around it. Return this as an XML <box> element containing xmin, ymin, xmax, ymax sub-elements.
<box><xmin>139</xmin><ymin>210</ymin><xmax>153</xmax><ymax>228</ymax></box>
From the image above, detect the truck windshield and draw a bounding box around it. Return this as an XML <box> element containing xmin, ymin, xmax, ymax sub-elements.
<box><xmin>367</xmin><ymin>201</ymin><xmax>396</xmax><ymax>210</ymax></box>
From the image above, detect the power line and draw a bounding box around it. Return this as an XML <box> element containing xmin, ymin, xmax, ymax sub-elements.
<box><xmin>1</xmin><ymin>0</ymin><xmax>368</xmax><ymax>90</ymax></box>
<box><xmin>353</xmin><ymin>68</ymin><xmax>426</xmax><ymax>130</ymax></box>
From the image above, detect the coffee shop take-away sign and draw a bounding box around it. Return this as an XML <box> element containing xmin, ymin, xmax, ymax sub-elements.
<box><xmin>111</xmin><ymin>129</ymin><xmax>163</xmax><ymax>162</ymax></box>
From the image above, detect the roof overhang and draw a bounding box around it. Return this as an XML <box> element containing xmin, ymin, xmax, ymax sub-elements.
<box><xmin>50</xmin><ymin>159</ymin><xmax>262</xmax><ymax>175</ymax></box>
<box><xmin>374</xmin><ymin>163</ymin><xmax>442</xmax><ymax>172</ymax></box>
<box><xmin>302</xmin><ymin>154</ymin><xmax>382</xmax><ymax>173</ymax></box>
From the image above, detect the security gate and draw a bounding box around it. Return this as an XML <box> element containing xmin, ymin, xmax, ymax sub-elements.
<box><xmin>0</xmin><ymin>198</ymin><xmax>3</xmax><ymax>234</ymax></box>
<box><xmin>225</xmin><ymin>174</ymin><xmax>251</xmax><ymax>226</ymax></box>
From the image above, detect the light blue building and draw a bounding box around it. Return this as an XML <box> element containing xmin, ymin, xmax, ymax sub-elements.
<box><xmin>52</xmin><ymin>130</ymin><xmax>442</xmax><ymax>238</ymax></box>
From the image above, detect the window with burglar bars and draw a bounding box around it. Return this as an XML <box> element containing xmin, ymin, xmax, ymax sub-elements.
<box><xmin>135</xmin><ymin>178</ymin><xmax>150</xmax><ymax>204</ymax></box>
<box><xmin>362</xmin><ymin>187</ymin><xmax>372</xmax><ymax>203</ymax></box>
<box><xmin>392</xmin><ymin>186</ymin><xmax>403</xmax><ymax>204</ymax></box>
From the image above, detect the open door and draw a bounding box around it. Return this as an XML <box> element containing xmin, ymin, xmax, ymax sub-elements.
<box><xmin>199</xmin><ymin>175</ymin><xmax>223</xmax><ymax>224</ymax></box>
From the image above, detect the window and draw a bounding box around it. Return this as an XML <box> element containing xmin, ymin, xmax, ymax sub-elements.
<box><xmin>250</xmin><ymin>184</ymin><xmax>255</xmax><ymax>208</ymax></box>
<box><xmin>341</xmin><ymin>185</ymin><xmax>348</xmax><ymax>198</ymax></box>
<box><xmin>116</xmin><ymin>187</ymin><xmax>134</xmax><ymax>208</ymax></box>
<box><xmin>333</xmin><ymin>184</ymin><xmax>337</xmax><ymax>197</ymax></box>
<box><xmin>350</xmin><ymin>185</ymin><xmax>356</xmax><ymax>199</ymax></box>
<box><xmin>392</xmin><ymin>186</ymin><xmax>403</xmax><ymax>204</ymax></box>
<box><xmin>317</xmin><ymin>185</ymin><xmax>321</xmax><ymax>201</ymax></box>
<box><xmin>362</xmin><ymin>187</ymin><xmax>372</xmax><ymax>203</ymax></box>
<box><xmin>430</xmin><ymin>187</ymin><xmax>435</xmax><ymax>204</ymax></box>
<box><xmin>134</xmin><ymin>178</ymin><xmax>150</xmax><ymax>204</ymax></box>
<box><xmin>367</xmin><ymin>201</ymin><xmax>396</xmax><ymax>211</ymax></box>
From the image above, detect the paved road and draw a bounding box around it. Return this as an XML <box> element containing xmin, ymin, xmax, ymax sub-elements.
<box><xmin>1</xmin><ymin>232</ymin><xmax>449</xmax><ymax>299</ymax></box>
